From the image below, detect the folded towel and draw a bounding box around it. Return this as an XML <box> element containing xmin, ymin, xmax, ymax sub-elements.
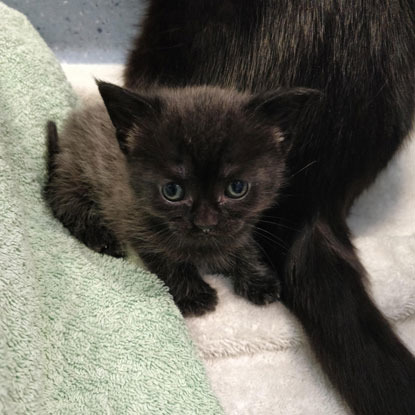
<box><xmin>0</xmin><ymin>4</ymin><xmax>223</xmax><ymax>414</ymax></box>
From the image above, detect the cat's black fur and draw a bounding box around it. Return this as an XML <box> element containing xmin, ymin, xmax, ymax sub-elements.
<box><xmin>45</xmin><ymin>84</ymin><xmax>318</xmax><ymax>315</ymax></box>
<box><xmin>124</xmin><ymin>1</ymin><xmax>415</xmax><ymax>414</ymax></box>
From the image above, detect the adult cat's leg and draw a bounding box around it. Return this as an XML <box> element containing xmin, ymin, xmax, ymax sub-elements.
<box><xmin>140</xmin><ymin>252</ymin><xmax>218</xmax><ymax>316</ymax></box>
<box><xmin>281</xmin><ymin>215</ymin><xmax>415</xmax><ymax>415</ymax></box>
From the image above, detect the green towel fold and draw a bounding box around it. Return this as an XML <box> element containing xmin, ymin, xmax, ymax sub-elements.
<box><xmin>0</xmin><ymin>3</ymin><xmax>223</xmax><ymax>414</ymax></box>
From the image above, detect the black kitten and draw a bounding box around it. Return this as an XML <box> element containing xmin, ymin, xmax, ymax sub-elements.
<box><xmin>124</xmin><ymin>1</ymin><xmax>415</xmax><ymax>414</ymax></box>
<box><xmin>45</xmin><ymin>83</ymin><xmax>316</xmax><ymax>316</ymax></box>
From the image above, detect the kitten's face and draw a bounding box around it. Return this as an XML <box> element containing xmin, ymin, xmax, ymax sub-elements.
<box><xmin>98</xmin><ymin>83</ymin><xmax>317</xmax><ymax>260</ymax></box>
<box><xmin>127</xmin><ymin>89</ymin><xmax>285</xmax><ymax>259</ymax></box>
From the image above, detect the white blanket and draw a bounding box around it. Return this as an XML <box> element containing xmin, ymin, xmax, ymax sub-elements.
<box><xmin>64</xmin><ymin>64</ymin><xmax>415</xmax><ymax>415</ymax></box>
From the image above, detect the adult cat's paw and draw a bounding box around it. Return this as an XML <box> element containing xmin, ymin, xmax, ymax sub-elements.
<box><xmin>233</xmin><ymin>274</ymin><xmax>281</xmax><ymax>305</ymax></box>
<box><xmin>176</xmin><ymin>285</ymin><xmax>218</xmax><ymax>317</ymax></box>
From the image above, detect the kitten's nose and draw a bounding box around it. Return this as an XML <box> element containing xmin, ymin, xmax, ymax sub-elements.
<box><xmin>193</xmin><ymin>204</ymin><xmax>218</xmax><ymax>233</ymax></box>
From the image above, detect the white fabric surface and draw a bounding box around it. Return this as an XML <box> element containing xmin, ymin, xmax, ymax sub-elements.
<box><xmin>63</xmin><ymin>64</ymin><xmax>415</xmax><ymax>415</ymax></box>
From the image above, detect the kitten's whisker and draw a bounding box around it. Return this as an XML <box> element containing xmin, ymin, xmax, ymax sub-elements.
<box><xmin>288</xmin><ymin>160</ymin><xmax>318</xmax><ymax>179</ymax></box>
<box><xmin>256</xmin><ymin>219</ymin><xmax>299</xmax><ymax>232</ymax></box>
<box><xmin>249</xmin><ymin>223</ymin><xmax>289</xmax><ymax>246</ymax></box>
<box><xmin>252</xmin><ymin>228</ymin><xmax>288</xmax><ymax>252</ymax></box>
<box><xmin>259</xmin><ymin>213</ymin><xmax>295</xmax><ymax>222</ymax></box>
<box><xmin>250</xmin><ymin>237</ymin><xmax>279</xmax><ymax>271</ymax></box>
<box><xmin>258</xmin><ymin>214</ymin><xmax>299</xmax><ymax>227</ymax></box>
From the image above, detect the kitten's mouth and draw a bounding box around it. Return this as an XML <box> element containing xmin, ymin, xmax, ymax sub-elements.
<box><xmin>167</xmin><ymin>220</ymin><xmax>246</xmax><ymax>249</ymax></box>
<box><xmin>189</xmin><ymin>229</ymin><xmax>221</xmax><ymax>240</ymax></box>
<box><xmin>161</xmin><ymin>223</ymin><xmax>249</xmax><ymax>260</ymax></box>
<box><xmin>186</xmin><ymin>225</ymin><xmax>246</xmax><ymax>247</ymax></box>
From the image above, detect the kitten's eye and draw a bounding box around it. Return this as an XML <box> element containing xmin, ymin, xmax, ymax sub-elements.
<box><xmin>161</xmin><ymin>182</ymin><xmax>185</xmax><ymax>201</ymax></box>
<box><xmin>225</xmin><ymin>180</ymin><xmax>249</xmax><ymax>199</ymax></box>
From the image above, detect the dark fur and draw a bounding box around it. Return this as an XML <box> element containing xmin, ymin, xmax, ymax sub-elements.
<box><xmin>124</xmin><ymin>1</ymin><xmax>415</xmax><ymax>414</ymax></box>
<box><xmin>45</xmin><ymin>85</ymin><xmax>316</xmax><ymax>315</ymax></box>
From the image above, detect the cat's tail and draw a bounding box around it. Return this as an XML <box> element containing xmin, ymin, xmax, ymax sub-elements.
<box><xmin>44</xmin><ymin>120</ymin><xmax>61</xmax><ymax>205</ymax></box>
<box><xmin>46</xmin><ymin>120</ymin><xmax>59</xmax><ymax>178</ymax></box>
<box><xmin>46</xmin><ymin>121</ymin><xmax>59</xmax><ymax>159</ymax></box>
<box><xmin>283</xmin><ymin>216</ymin><xmax>415</xmax><ymax>415</ymax></box>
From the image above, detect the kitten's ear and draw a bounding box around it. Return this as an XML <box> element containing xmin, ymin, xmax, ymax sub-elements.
<box><xmin>97</xmin><ymin>80</ymin><xmax>161</xmax><ymax>154</ymax></box>
<box><xmin>246</xmin><ymin>88</ymin><xmax>322</xmax><ymax>146</ymax></box>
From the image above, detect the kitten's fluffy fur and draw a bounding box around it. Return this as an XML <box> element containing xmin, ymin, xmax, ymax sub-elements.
<box><xmin>45</xmin><ymin>84</ymin><xmax>316</xmax><ymax>315</ymax></box>
<box><xmin>122</xmin><ymin>1</ymin><xmax>415</xmax><ymax>414</ymax></box>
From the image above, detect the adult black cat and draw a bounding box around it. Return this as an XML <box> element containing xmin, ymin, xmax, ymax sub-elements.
<box><xmin>124</xmin><ymin>1</ymin><xmax>415</xmax><ymax>414</ymax></box>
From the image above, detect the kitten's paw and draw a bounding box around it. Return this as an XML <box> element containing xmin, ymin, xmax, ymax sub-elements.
<box><xmin>177</xmin><ymin>285</ymin><xmax>218</xmax><ymax>317</ymax></box>
<box><xmin>234</xmin><ymin>275</ymin><xmax>281</xmax><ymax>305</ymax></box>
<box><xmin>97</xmin><ymin>240</ymin><xmax>124</xmax><ymax>258</ymax></box>
<box><xmin>81</xmin><ymin>226</ymin><xmax>124</xmax><ymax>258</ymax></box>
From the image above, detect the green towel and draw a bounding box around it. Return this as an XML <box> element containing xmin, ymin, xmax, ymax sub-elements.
<box><xmin>0</xmin><ymin>4</ymin><xmax>223</xmax><ymax>414</ymax></box>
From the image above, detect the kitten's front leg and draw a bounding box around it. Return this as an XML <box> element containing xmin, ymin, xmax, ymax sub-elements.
<box><xmin>140</xmin><ymin>252</ymin><xmax>218</xmax><ymax>316</ymax></box>
<box><xmin>230</xmin><ymin>245</ymin><xmax>281</xmax><ymax>305</ymax></box>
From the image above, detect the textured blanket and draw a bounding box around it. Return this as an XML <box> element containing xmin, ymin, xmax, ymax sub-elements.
<box><xmin>0</xmin><ymin>4</ymin><xmax>223</xmax><ymax>414</ymax></box>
